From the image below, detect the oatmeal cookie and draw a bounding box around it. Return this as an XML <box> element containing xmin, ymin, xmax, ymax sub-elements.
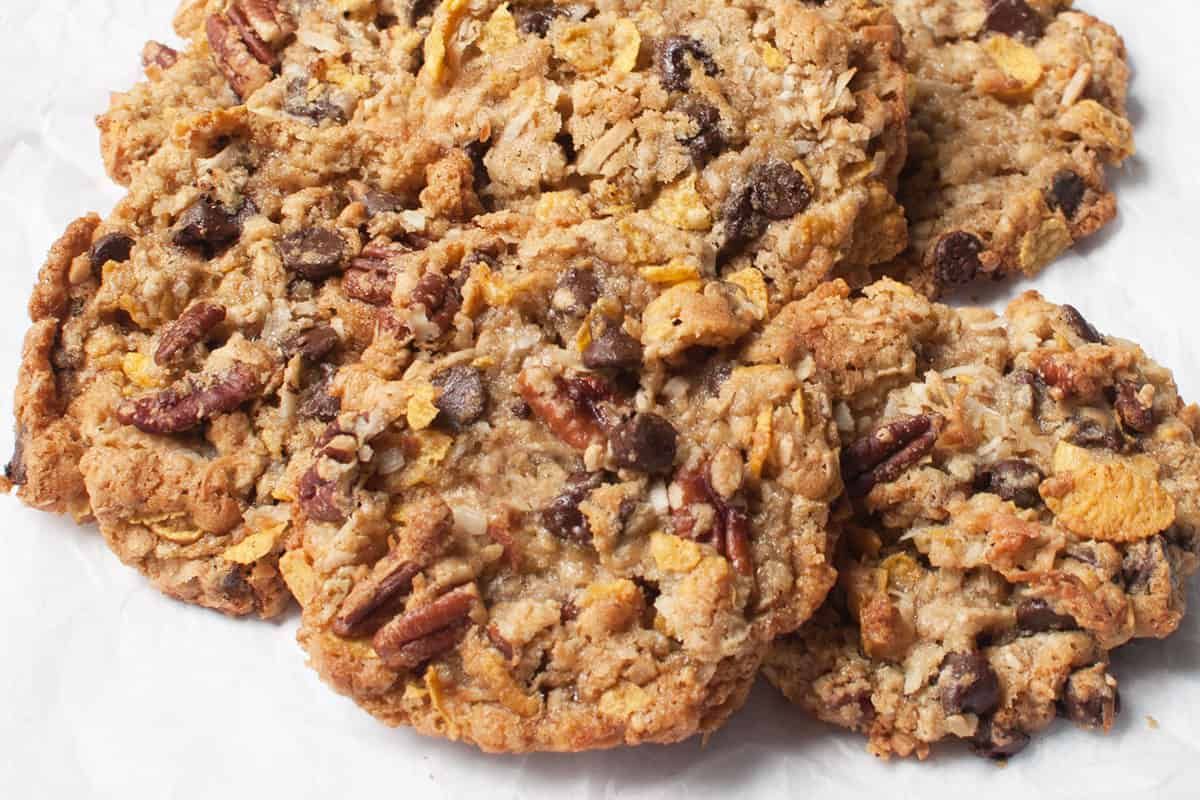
<box><xmin>762</xmin><ymin>280</ymin><xmax>1200</xmax><ymax>759</ymax></box>
<box><xmin>867</xmin><ymin>0</ymin><xmax>1134</xmax><ymax>295</ymax></box>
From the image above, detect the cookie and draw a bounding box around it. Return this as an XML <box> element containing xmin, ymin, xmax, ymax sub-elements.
<box><xmin>8</xmin><ymin>0</ymin><xmax>903</xmax><ymax>629</ymax></box>
<box><xmin>762</xmin><ymin>280</ymin><xmax>1200</xmax><ymax>759</ymax></box>
<box><xmin>862</xmin><ymin>0</ymin><xmax>1134</xmax><ymax>295</ymax></box>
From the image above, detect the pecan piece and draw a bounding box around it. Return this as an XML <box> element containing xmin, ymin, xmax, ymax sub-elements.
<box><xmin>155</xmin><ymin>303</ymin><xmax>226</xmax><ymax>366</ymax></box>
<box><xmin>117</xmin><ymin>362</ymin><xmax>261</xmax><ymax>434</ymax></box>
<box><xmin>410</xmin><ymin>270</ymin><xmax>464</xmax><ymax>335</ymax></box>
<box><xmin>141</xmin><ymin>41</ymin><xmax>179</xmax><ymax>70</ymax></box>
<box><xmin>334</xmin><ymin>557</ymin><xmax>424</xmax><ymax>638</ymax></box>
<box><xmin>517</xmin><ymin>370</ymin><xmax>621</xmax><ymax>450</ymax></box>
<box><xmin>297</xmin><ymin>418</ymin><xmax>362</xmax><ymax>523</ymax></box>
<box><xmin>284</xmin><ymin>325</ymin><xmax>339</xmax><ymax>362</ymax></box>
<box><xmin>842</xmin><ymin>414</ymin><xmax>945</xmax><ymax>496</ymax></box>
<box><xmin>372</xmin><ymin>584</ymin><xmax>479</xmax><ymax>671</ymax></box>
<box><xmin>670</xmin><ymin>464</ymin><xmax>754</xmax><ymax>575</ymax></box>
<box><xmin>1115</xmin><ymin>380</ymin><xmax>1155</xmax><ymax>433</ymax></box>
<box><xmin>206</xmin><ymin>13</ymin><xmax>274</xmax><ymax>99</ymax></box>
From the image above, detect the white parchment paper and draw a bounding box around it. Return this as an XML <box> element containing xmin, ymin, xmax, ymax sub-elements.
<box><xmin>2</xmin><ymin>2</ymin><xmax>1198</xmax><ymax>796</ymax></box>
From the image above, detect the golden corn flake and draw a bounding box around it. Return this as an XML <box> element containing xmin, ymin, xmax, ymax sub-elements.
<box><xmin>580</xmin><ymin>578</ymin><xmax>642</xmax><ymax>609</ymax></box>
<box><xmin>150</xmin><ymin>523</ymin><xmax>204</xmax><ymax>545</ymax></box>
<box><xmin>279</xmin><ymin>550</ymin><xmax>320</xmax><ymax>607</ymax></box>
<box><xmin>599</xmin><ymin>682</ymin><xmax>651</xmax><ymax>719</ymax></box>
<box><xmin>317</xmin><ymin>60</ymin><xmax>371</xmax><ymax>94</ymax></box>
<box><xmin>422</xmin><ymin>0</ymin><xmax>471</xmax><ymax>83</ymax></box>
<box><xmin>1044</xmin><ymin>443</ymin><xmax>1176</xmax><ymax>542</ymax></box>
<box><xmin>640</xmin><ymin>258</ymin><xmax>701</xmax><ymax>286</ymax></box>
<box><xmin>1058</xmin><ymin>99</ymin><xmax>1135</xmax><ymax>160</ymax></box>
<box><xmin>407</xmin><ymin>382</ymin><xmax>441</xmax><ymax>430</ymax></box>
<box><xmin>401</xmin><ymin>430</ymin><xmax>454</xmax><ymax>488</ymax></box>
<box><xmin>465</xmin><ymin>646</ymin><xmax>541</xmax><ymax>717</ymax></box>
<box><xmin>534</xmin><ymin>190</ymin><xmax>590</xmax><ymax>226</ymax></box>
<box><xmin>612</xmin><ymin>19</ymin><xmax>641</xmax><ymax>73</ymax></box>
<box><xmin>121</xmin><ymin>352</ymin><xmax>164</xmax><ymax>389</ymax></box>
<box><xmin>461</xmin><ymin>261</ymin><xmax>514</xmax><ymax>315</ymax></box>
<box><xmin>748</xmin><ymin>407</ymin><xmax>773</xmax><ymax>479</ymax></box>
<box><xmin>478</xmin><ymin>3</ymin><xmax>520</xmax><ymax>55</ymax></box>
<box><xmin>879</xmin><ymin>553</ymin><xmax>923</xmax><ymax>592</ymax></box>
<box><xmin>1018</xmin><ymin>217</ymin><xmax>1072</xmax><ymax>274</ymax></box>
<box><xmin>982</xmin><ymin>35</ymin><xmax>1043</xmax><ymax>99</ymax></box>
<box><xmin>761</xmin><ymin>42</ymin><xmax>786</xmax><ymax>70</ymax></box>
<box><xmin>650</xmin><ymin>174</ymin><xmax>712</xmax><ymax>231</ymax></box>
<box><xmin>423</xmin><ymin>666</ymin><xmax>462</xmax><ymax>739</ymax></box>
<box><xmin>650</xmin><ymin>531</ymin><xmax>703</xmax><ymax>573</ymax></box>
<box><xmin>222</xmin><ymin>522</ymin><xmax>286</xmax><ymax>565</ymax></box>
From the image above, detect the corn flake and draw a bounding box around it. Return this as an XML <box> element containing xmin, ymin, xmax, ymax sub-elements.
<box><xmin>1043</xmin><ymin>443</ymin><xmax>1176</xmax><ymax>542</ymax></box>
<box><xmin>279</xmin><ymin>550</ymin><xmax>320</xmax><ymax>607</ymax></box>
<box><xmin>222</xmin><ymin>522</ymin><xmax>286</xmax><ymax>565</ymax></box>
<box><xmin>982</xmin><ymin>35</ymin><xmax>1043</xmax><ymax>99</ymax></box>
<box><xmin>478</xmin><ymin>3</ymin><xmax>520</xmax><ymax>54</ymax></box>
<box><xmin>407</xmin><ymin>382</ymin><xmax>441</xmax><ymax>430</ymax></box>
<box><xmin>650</xmin><ymin>174</ymin><xmax>712</xmax><ymax>231</ymax></box>
<box><xmin>650</xmin><ymin>531</ymin><xmax>703</xmax><ymax>573</ymax></box>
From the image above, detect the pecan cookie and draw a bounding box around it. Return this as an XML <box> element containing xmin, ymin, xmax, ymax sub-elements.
<box><xmin>9</xmin><ymin>0</ymin><xmax>900</xmax><ymax>627</ymax></box>
<box><xmin>864</xmin><ymin>0</ymin><xmax>1134</xmax><ymax>295</ymax></box>
<box><xmin>283</xmin><ymin>203</ymin><xmax>844</xmax><ymax>750</ymax></box>
<box><xmin>761</xmin><ymin>280</ymin><xmax>1200</xmax><ymax>759</ymax></box>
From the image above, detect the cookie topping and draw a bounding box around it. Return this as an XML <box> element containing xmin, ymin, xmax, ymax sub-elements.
<box><xmin>842</xmin><ymin>414</ymin><xmax>944</xmax><ymax>496</ymax></box>
<box><xmin>154</xmin><ymin>302</ymin><xmax>227</xmax><ymax>366</ymax></box>
<box><xmin>974</xmin><ymin>459</ymin><xmax>1044</xmax><ymax>509</ymax></box>
<box><xmin>173</xmin><ymin>196</ymin><xmax>243</xmax><ymax>252</ymax></box>
<box><xmin>610</xmin><ymin>413</ymin><xmax>678</xmax><ymax>474</ymax></box>
<box><xmin>117</xmin><ymin>362</ymin><xmax>261</xmax><ymax>434</ymax></box>
<box><xmin>932</xmin><ymin>231</ymin><xmax>984</xmax><ymax>286</ymax></box>
<box><xmin>749</xmin><ymin>161</ymin><xmax>813</xmax><ymax>221</ymax></box>
<box><xmin>432</xmin><ymin>366</ymin><xmax>488</xmax><ymax>430</ymax></box>
<box><xmin>938</xmin><ymin>652</ymin><xmax>1001</xmax><ymax>716</ymax></box>
<box><xmin>582</xmin><ymin>322</ymin><xmax>643</xmax><ymax>371</ymax></box>
<box><xmin>542</xmin><ymin>471</ymin><xmax>608</xmax><ymax>544</ymax></box>
<box><xmin>89</xmin><ymin>232</ymin><xmax>134</xmax><ymax>271</ymax></box>
<box><xmin>1048</xmin><ymin>171</ymin><xmax>1087</xmax><ymax>219</ymax></box>
<box><xmin>657</xmin><ymin>37</ymin><xmax>719</xmax><ymax>92</ymax></box>
<box><xmin>373</xmin><ymin>584</ymin><xmax>479</xmax><ymax>670</ymax></box>
<box><xmin>279</xmin><ymin>228</ymin><xmax>346</xmax><ymax>281</ymax></box>
<box><xmin>984</xmin><ymin>0</ymin><xmax>1045</xmax><ymax>42</ymax></box>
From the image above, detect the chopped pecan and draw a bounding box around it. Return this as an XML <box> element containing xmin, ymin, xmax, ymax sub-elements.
<box><xmin>297</xmin><ymin>418</ymin><xmax>363</xmax><ymax>523</ymax></box>
<box><xmin>141</xmin><ymin>41</ymin><xmax>179</xmax><ymax>70</ymax></box>
<box><xmin>334</xmin><ymin>558</ymin><xmax>424</xmax><ymax>638</ymax></box>
<box><xmin>372</xmin><ymin>584</ymin><xmax>479</xmax><ymax>671</ymax></box>
<box><xmin>344</xmin><ymin>266</ymin><xmax>395</xmax><ymax>306</ymax></box>
<box><xmin>230</xmin><ymin>0</ymin><xmax>295</xmax><ymax>52</ymax></box>
<box><xmin>410</xmin><ymin>270</ymin><xmax>464</xmax><ymax>334</ymax></box>
<box><xmin>284</xmin><ymin>325</ymin><xmax>339</xmax><ymax>362</ymax></box>
<box><xmin>117</xmin><ymin>362</ymin><xmax>261</xmax><ymax>434</ymax></box>
<box><xmin>1061</xmin><ymin>304</ymin><xmax>1103</xmax><ymax>343</ymax></box>
<box><xmin>517</xmin><ymin>370</ymin><xmax>623</xmax><ymax>450</ymax></box>
<box><xmin>670</xmin><ymin>463</ymin><xmax>754</xmax><ymax>575</ymax></box>
<box><xmin>298</xmin><ymin>363</ymin><xmax>341</xmax><ymax>421</ymax></box>
<box><xmin>842</xmin><ymin>414</ymin><xmax>944</xmax><ymax>497</ymax></box>
<box><xmin>155</xmin><ymin>302</ymin><xmax>227</xmax><ymax>366</ymax></box>
<box><xmin>1115</xmin><ymin>380</ymin><xmax>1155</xmax><ymax>433</ymax></box>
<box><xmin>206</xmin><ymin>13</ymin><xmax>273</xmax><ymax>99</ymax></box>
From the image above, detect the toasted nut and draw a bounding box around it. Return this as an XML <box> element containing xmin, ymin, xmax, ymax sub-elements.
<box><xmin>372</xmin><ymin>584</ymin><xmax>479</xmax><ymax>670</ymax></box>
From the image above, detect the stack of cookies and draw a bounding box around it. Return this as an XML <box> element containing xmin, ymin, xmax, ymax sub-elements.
<box><xmin>5</xmin><ymin>0</ymin><xmax>1192</xmax><ymax>762</ymax></box>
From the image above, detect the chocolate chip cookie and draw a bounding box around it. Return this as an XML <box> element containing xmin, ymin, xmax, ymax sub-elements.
<box><xmin>762</xmin><ymin>280</ymin><xmax>1200</xmax><ymax>759</ymax></box>
<box><xmin>9</xmin><ymin>0</ymin><xmax>903</xmax><ymax>633</ymax></box>
<box><xmin>866</xmin><ymin>0</ymin><xmax>1134</xmax><ymax>295</ymax></box>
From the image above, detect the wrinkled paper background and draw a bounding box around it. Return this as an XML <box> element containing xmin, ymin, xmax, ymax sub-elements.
<box><xmin>2</xmin><ymin>1</ymin><xmax>1198</xmax><ymax>796</ymax></box>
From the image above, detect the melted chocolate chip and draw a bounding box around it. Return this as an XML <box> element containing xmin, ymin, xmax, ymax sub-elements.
<box><xmin>542</xmin><ymin>471</ymin><xmax>608</xmax><ymax>544</ymax></box>
<box><xmin>1047</xmin><ymin>171</ymin><xmax>1087</xmax><ymax>219</ymax></box>
<box><xmin>1016</xmin><ymin>598</ymin><xmax>1077</xmax><ymax>633</ymax></box>
<box><xmin>939</xmin><ymin>652</ymin><xmax>1001</xmax><ymax>716</ymax></box>
<box><xmin>985</xmin><ymin>0</ymin><xmax>1045</xmax><ymax>41</ymax></box>
<box><xmin>279</xmin><ymin>228</ymin><xmax>346</xmax><ymax>281</ymax></box>
<box><xmin>173</xmin><ymin>196</ymin><xmax>243</xmax><ymax>252</ymax></box>
<box><xmin>89</xmin><ymin>233</ymin><xmax>135</xmax><ymax>271</ymax></box>
<box><xmin>974</xmin><ymin>459</ymin><xmax>1044</xmax><ymax>509</ymax></box>
<box><xmin>432</xmin><ymin>366</ymin><xmax>487</xmax><ymax>430</ymax></box>
<box><xmin>582</xmin><ymin>324</ymin><xmax>643</xmax><ymax>371</ymax></box>
<box><xmin>933</xmin><ymin>231</ymin><xmax>984</xmax><ymax>286</ymax></box>
<box><xmin>658</xmin><ymin>36</ymin><xmax>719</xmax><ymax>92</ymax></box>
<box><xmin>610</xmin><ymin>413</ymin><xmax>678</xmax><ymax>474</ymax></box>
<box><xmin>749</xmin><ymin>161</ymin><xmax>812</xmax><ymax>220</ymax></box>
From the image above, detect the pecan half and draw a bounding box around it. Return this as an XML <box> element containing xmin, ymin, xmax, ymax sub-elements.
<box><xmin>842</xmin><ymin>414</ymin><xmax>944</xmax><ymax>497</ymax></box>
<box><xmin>670</xmin><ymin>464</ymin><xmax>753</xmax><ymax>575</ymax></box>
<box><xmin>372</xmin><ymin>584</ymin><xmax>479</xmax><ymax>671</ymax></box>
<box><xmin>155</xmin><ymin>302</ymin><xmax>227</xmax><ymax>366</ymax></box>
<box><xmin>117</xmin><ymin>362</ymin><xmax>261</xmax><ymax>434</ymax></box>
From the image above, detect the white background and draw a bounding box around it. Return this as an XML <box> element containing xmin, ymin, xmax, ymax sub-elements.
<box><xmin>2</xmin><ymin>1</ymin><xmax>1198</xmax><ymax>797</ymax></box>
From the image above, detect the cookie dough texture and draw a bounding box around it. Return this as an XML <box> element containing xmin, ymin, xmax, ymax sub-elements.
<box><xmin>873</xmin><ymin>0</ymin><xmax>1134</xmax><ymax>295</ymax></box>
<box><xmin>763</xmin><ymin>281</ymin><xmax>1200</xmax><ymax>759</ymax></box>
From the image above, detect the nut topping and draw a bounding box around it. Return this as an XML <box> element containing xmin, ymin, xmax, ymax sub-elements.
<box><xmin>842</xmin><ymin>414</ymin><xmax>944</xmax><ymax>496</ymax></box>
<box><xmin>155</xmin><ymin>302</ymin><xmax>227</xmax><ymax>366</ymax></box>
<box><xmin>117</xmin><ymin>362</ymin><xmax>261</xmax><ymax>434</ymax></box>
<box><xmin>372</xmin><ymin>584</ymin><xmax>479</xmax><ymax>671</ymax></box>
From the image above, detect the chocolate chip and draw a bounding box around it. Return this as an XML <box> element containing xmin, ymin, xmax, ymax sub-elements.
<box><xmin>1062</xmin><ymin>666</ymin><xmax>1119</xmax><ymax>730</ymax></box>
<box><xmin>1047</xmin><ymin>171</ymin><xmax>1087</xmax><ymax>219</ymax></box>
<box><xmin>1122</xmin><ymin>536</ymin><xmax>1166</xmax><ymax>594</ymax></box>
<box><xmin>658</xmin><ymin>36</ymin><xmax>719</xmax><ymax>92</ymax></box>
<box><xmin>1061</xmin><ymin>304</ymin><xmax>1103</xmax><ymax>343</ymax></box>
<box><xmin>432</xmin><ymin>366</ymin><xmax>487</xmax><ymax>430</ymax></box>
<box><xmin>932</xmin><ymin>231</ymin><xmax>984</xmax><ymax>286</ymax></box>
<box><xmin>985</xmin><ymin>0</ymin><xmax>1045</xmax><ymax>41</ymax></box>
<box><xmin>542</xmin><ymin>471</ymin><xmax>608</xmax><ymax>544</ymax></box>
<box><xmin>939</xmin><ymin>652</ymin><xmax>1001</xmax><ymax>716</ymax></box>
<box><xmin>700</xmin><ymin>360</ymin><xmax>733</xmax><ymax>397</ymax></box>
<box><xmin>1115</xmin><ymin>380</ymin><xmax>1155</xmax><ymax>434</ymax></box>
<box><xmin>5</xmin><ymin>427</ymin><xmax>27</xmax><ymax>486</ymax></box>
<box><xmin>515</xmin><ymin>5</ymin><xmax>564</xmax><ymax>37</ymax></box>
<box><xmin>553</xmin><ymin>268</ymin><xmax>600</xmax><ymax>315</ymax></box>
<box><xmin>89</xmin><ymin>233</ymin><xmax>135</xmax><ymax>271</ymax></box>
<box><xmin>362</xmin><ymin>189</ymin><xmax>407</xmax><ymax>217</ymax></box>
<box><xmin>1016</xmin><ymin>598</ymin><xmax>1077</xmax><ymax>633</ymax></box>
<box><xmin>174</xmin><ymin>196</ymin><xmax>242</xmax><ymax>252</ymax></box>
<box><xmin>1066</xmin><ymin>418</ymin><xmax>1124</xmax><ymax>451</ymax></box>
<box><xmin>610</xmin><ymin>413</ymin><xmax>678</xmax><ymax>474</ymax></box>
<box><xmin>409</xmin><ymin>0</ymin><xmax>438</xmax><ymax>23</ymax></box>
<box><xmin>718</xmin><ymin>186</ymin><xmax>769</xmax><ymax>262</ymax></box>
<box><xmin>299</xmin><ymin>364</ymin><xmax>341</xmax><ymax>421</ymax></box>
<box><xmin>749</xmin><ymin>161</ymin><xmax>812</xmax><ymax>220</ymax></box>
<box><xmin>279</xmin><ymin>228</ymin><xmax>346</xmax><ymax>281</ymax></box>
<box><xmin>285</xmin><ymin>325</ymin><xmax>340</xmax><ymax>362</ymax></box>
<box><xmin>582</xmin><ymin>323</ymin><xmax>643</xmax><ymax>371</ymax></box>
<box><xmin>283</xmin><ymin>78</ymin><xmax>346</xmax><ymax>124</ymax></box>
<box><xmin>974</xmin><ymin>459</ymin><xmax>1044</xmax><ymax>509</ymax></box>
<box><xmin>681</xmin><ymin>102</ymin><xmax>724</xmax><ymax>165</ymax></box>
<box><xmin>971</xmin><ymin>719</ymin><xmax>1030</xmax><ymax>760</ymax></box>
<box><xmin>155</xmin><ymin>302</ymin><xmax>227</xmax><ymax>366</ymax></box>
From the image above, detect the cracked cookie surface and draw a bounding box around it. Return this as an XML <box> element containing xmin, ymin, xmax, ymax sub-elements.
<box><xmin>762</xmin><ymin>281</ymin><xmax>1200</xmax><ymax>759</ymax></box>
<box><xmin>860</xmin><ymin>0</ymin><xmax>1134</xmax><ymax>295</ymax></box>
